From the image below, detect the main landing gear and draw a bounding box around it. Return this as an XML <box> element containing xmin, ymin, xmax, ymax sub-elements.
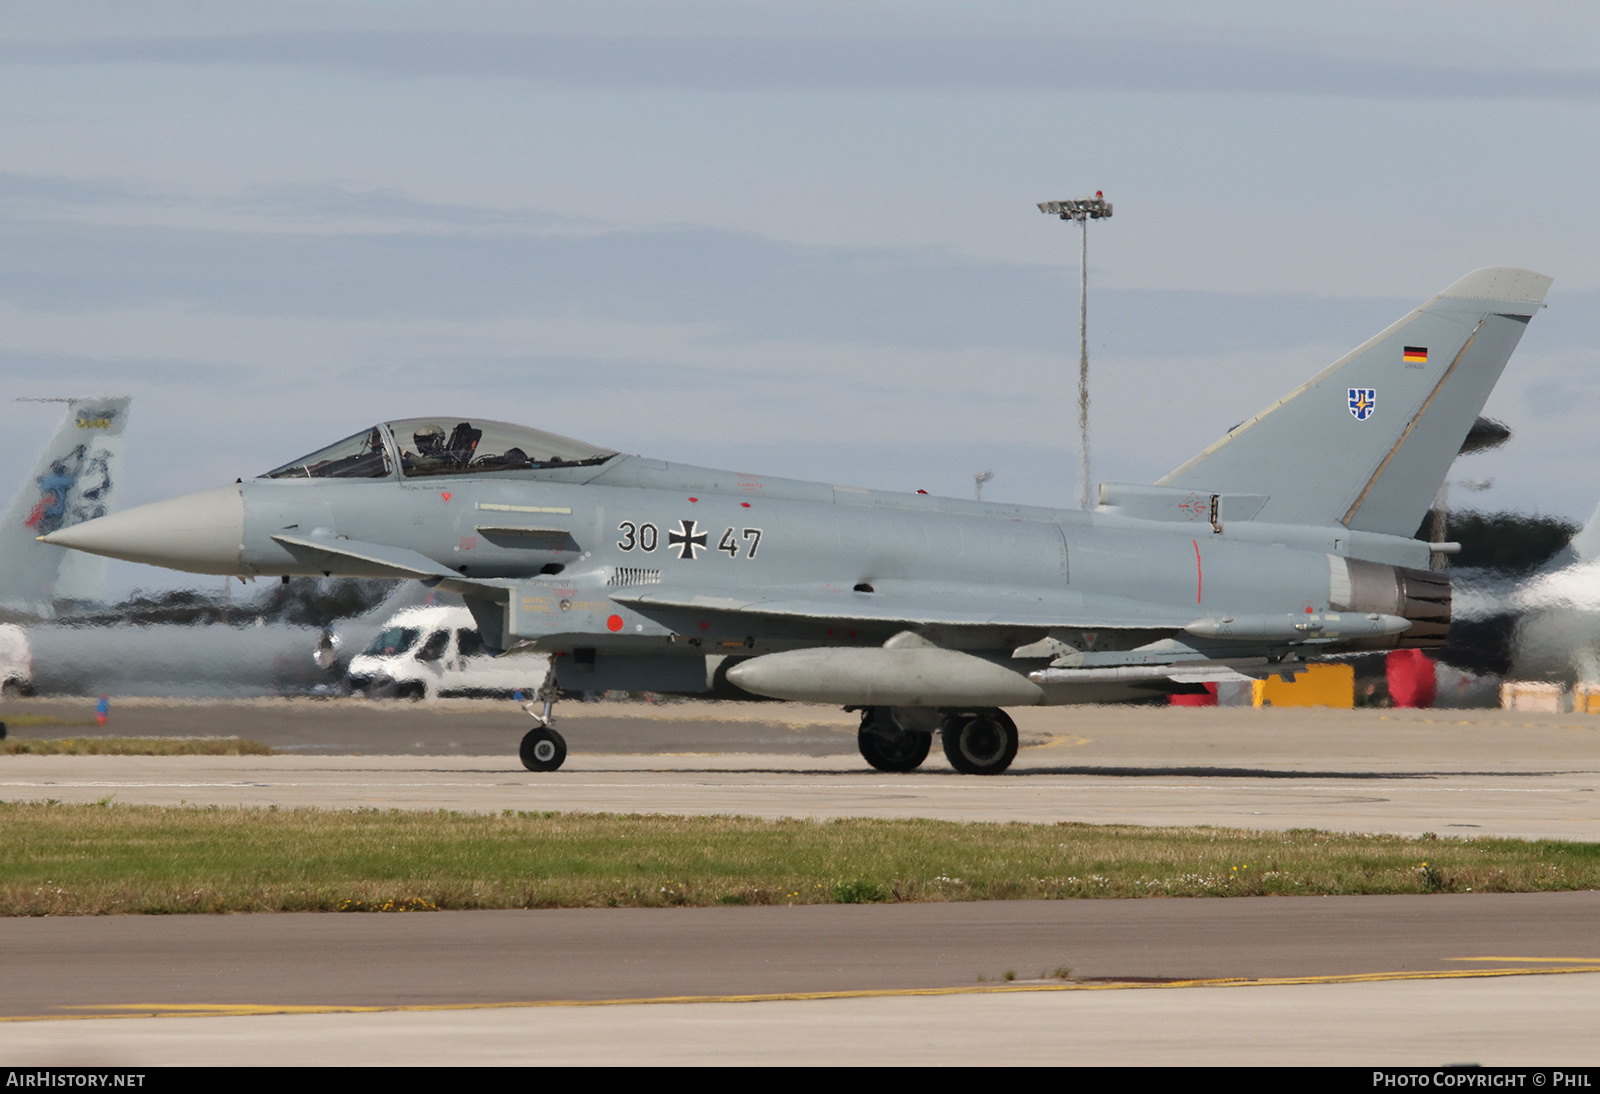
<box><xmin>857</xmin><ymin>708</ymin><xmax>933</xmax><ymax>772</ymax></box>
<box><xmin>856</xmin><ymin>706</ymin><xmax>1019</xmax><ymax>775</ymax></box>
<box><xmin>940</xmin><ymin>709</ymin><xmax>1019</xmax><ymax>776</ymax></box>
<box><xmin>518</xmin><ymin>669</ymin><xmax>567</xmax><ymax>772</ymax></box>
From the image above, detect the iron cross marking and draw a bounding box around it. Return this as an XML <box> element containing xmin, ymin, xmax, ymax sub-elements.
<box><xmin>669</xmin><ymin>519</ymin><xmax>708</xmax><ymax>560</ymax></box>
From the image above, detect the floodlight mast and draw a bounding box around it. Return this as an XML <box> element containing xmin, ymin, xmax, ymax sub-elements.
<box><xmin>974</xmin><ymin>469</ymin><xmax>994</xmax><ymax>502</ymax></box>
<box><xmin>1038</xmin><ymin>193</ymin><xmax>1112</xmax><ymax>510</ymax></box>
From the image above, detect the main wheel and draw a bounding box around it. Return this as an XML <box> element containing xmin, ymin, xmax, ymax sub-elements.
<box><xmin>857</xmin><ymin>709</ymin><xmax>931</xmax><ymax>773</ymax></box>
<box><xmin>940</xmin><ymin>710</ymin><xmax>1018</xmax><ymax>775</ymax></box>
<box><xmin>519</xmin><ymin>726</ymin><xmax>568</xmax><ymax>772</ymax></box>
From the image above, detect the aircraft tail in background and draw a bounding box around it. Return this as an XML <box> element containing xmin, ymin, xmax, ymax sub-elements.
<box><xmin>1566</xmin><ymin>499</ymin><xmax>1600</xmax><ymax>564</ymax></box>
<box><xmin>0</xmin><ymin>396</ymin><xmax>130</xmax><ymax>615</ymax></box>
<box><xmin>1159</xmin><ymin>268</ymin><xmax>1552</xmax><ymax>537</ymax></box>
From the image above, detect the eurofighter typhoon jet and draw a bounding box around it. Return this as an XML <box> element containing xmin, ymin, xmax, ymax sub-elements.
<box><xmin>43</xmin><ymin>268</ymin><xmax>1551</xmax><ymax>774</ymax></box>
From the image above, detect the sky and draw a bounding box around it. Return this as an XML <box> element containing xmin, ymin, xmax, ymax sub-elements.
<box><xmin>2</xmin><ymin>1</ymin><xmax>1599</xmax><ymax>598</ymax></box>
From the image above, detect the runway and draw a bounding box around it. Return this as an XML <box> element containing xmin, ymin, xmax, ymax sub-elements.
<box><xmin>1</xmin><ymin>696</ymin><xmax>863</xmax><ymax>756</ymax></box>
<box><xmin>4</xmin><ymin>698</ymin><xmax>1600</xmax><ymax>1064</ymax></box>
<box><xmin>7</xmin><ymin>891</ymin><xmax>1599</xmax><ymax>1013</ymax></box>
<box><xmin>6</xmin><ymin>752</ymin><xmax>1600</xmax><ymax>840</ymax></box>
<box><xmin>10</xmin><ymin>975</ymin><xmax>1600</xmax><ymax>1066</ymax></box>
<box><xmin>4</xmin><ymin>700</ymin><xmax>1598</xmax><ymax>838</ymax></box>
<box><xmin>3</xmin><ymin>894</ymin><xmax>1599</xmax><ymax>1065</ymax></box>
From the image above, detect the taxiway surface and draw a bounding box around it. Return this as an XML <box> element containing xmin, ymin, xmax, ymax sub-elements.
<box><xmin>3</xmin><ymin>700</ymin><xmax>1597</xmax><ymax>839</ymax></box>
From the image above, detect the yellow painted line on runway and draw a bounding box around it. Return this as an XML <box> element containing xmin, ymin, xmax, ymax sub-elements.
<box><xmin>1020</xmin><ymin>736</ymin><xmax>1092</xmax><ymax>750</ymax></box>
<box><xmin>9</xmin><ymin>962</ymin><xmax>1600</xmax><ymax>1024</ymax></box>
<box><xmin>1450</xmin><ymin>956</ymin><xmax>1600</xmax><ymax>964</ymax></box>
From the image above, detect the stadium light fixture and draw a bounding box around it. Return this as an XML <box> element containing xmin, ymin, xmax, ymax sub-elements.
<box><xmin>1039</xmin><ymin>192</ymin><xmax>1112</xmax><ymax>510</ymax></box>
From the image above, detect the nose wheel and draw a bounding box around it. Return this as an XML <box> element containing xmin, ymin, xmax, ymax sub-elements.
<box><xmin>520</xmin><ymin>725</ymin><xmax>567</xmax><ymax>772</ymax></box>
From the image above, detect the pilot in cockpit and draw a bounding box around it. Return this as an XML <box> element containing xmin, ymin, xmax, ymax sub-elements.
<box><xmin>262</xmin><ymin>417</ymin><xmax>619</xmax><ymax>480</ymax></box>
<box><xmin>413</xmin><ymin>424</ymin><xmax>447</xmax><ymax>460</ymax></box>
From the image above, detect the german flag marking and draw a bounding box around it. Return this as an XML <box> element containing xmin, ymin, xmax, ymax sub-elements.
<box><xmin>1403</xmin><ymin>346</ymin><xmax>1428</xmax><ymax>363</ymax></box>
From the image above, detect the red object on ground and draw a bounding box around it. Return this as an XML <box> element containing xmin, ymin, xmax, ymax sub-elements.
<box><xmin>1386</xmin><ymin>648</ymin><xmax>1437</xmax><ymax>709</ymax></box>
<box><xmin>1169</xmin><ymin>682</ymin><xmax>1219</xmax><ymax>707</ymax></box>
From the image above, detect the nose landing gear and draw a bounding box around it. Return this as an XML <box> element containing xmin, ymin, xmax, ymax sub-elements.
<box><xmin>518</xmin><ymin>668</ymin><xmax>567</xmax><ymax>772</ymax></box>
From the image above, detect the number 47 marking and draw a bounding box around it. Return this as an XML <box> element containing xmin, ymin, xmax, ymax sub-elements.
<box><xmin>719</xmin><ymin>527</ymin><xmax>763</xmax><ymax>558</ymax></box>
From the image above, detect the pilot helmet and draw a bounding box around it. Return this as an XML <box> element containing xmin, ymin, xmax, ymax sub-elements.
<box><xmin>413</xmin><ymin>424</ymin><xmax>445</xmax><ymax>454</ymax></box>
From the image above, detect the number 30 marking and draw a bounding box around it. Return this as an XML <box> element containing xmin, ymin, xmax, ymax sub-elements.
<box><xmin>618</xmin><ymin>522</ymin><xmax>659</xmax><ymax>552</ymax></box>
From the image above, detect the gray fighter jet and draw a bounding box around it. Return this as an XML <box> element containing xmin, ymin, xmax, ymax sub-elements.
<box><xmin>43</xmin><ymin>268</ymin><xmax>1552</xmax><ymax>773</ymax></box>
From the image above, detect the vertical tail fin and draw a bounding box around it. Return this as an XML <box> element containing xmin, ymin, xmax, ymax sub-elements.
<box><xmin>1159</xmin><ymin>268</ymin><xmax>1551</xmax><ymax>535</ymax></box>
<box><xmin>1568</xmin><ymin>500</ymin><xmax>1600</xmax><ymax>564</ymax></box>
<box><xmin>0</xmin><ymin>397</ymin><xmax>130</xmax><ymax>613</ymax></box>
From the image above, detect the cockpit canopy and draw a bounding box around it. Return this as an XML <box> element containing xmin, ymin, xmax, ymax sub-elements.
<box><xmin>261</xmin><ymin>419</ymin><xmax>618</xmax><ymax>480</ymax></box>
<box><xmin>386</xmin><ymin>418</ymin><xmax>617</xmax><ymax>478</ymax></box>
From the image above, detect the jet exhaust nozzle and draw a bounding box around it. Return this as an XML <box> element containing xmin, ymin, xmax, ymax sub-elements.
<box><xmin>1330</xmin><ymin>558</ymin><xmax>1452</xmax><ymax>649</ymax></box>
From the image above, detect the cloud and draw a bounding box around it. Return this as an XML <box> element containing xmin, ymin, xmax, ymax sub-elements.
<box><xmin>229</xmin><ymin>183</ymin><xmax>599</xmax><ymax>233</ymax></box>
<box><xmin>0</xmin><ymin>172</ymin><xmax>171</xmax><ymax>208</ymax></box>
<box><xmin>5</xmin><ymin>31</ymin><xmax>1600</xmax><ymax>99</ymax></box>
<box><xmin>0</xmin><ymin>204</ymin><xmax>1420</xmax><ymax>354</ymax></box>
<box><xmin>0</xmin><ymin>351</ymin><xmax>217</xmax><ymax>388</ymax></box>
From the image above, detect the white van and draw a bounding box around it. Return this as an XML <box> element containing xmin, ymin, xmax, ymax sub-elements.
<box><xmin>345</xmin><ymin>606</ymin><xmax>548</xmax><ymax>700</ymax></box>
<box><xmin>0</xmin><ymin>624</ymin><xmax>34</xmax><ymax>696</ymax></box>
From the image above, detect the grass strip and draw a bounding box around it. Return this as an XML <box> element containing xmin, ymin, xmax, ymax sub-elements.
<box><xmin>3</xmin><ymin>802</ymin><xmax>1598</xmax><ymax>915</ymax></box>
<box><xmin>0</xmin><ymin>738</ymin><xmax>273</xmax><ymax>756</ymax></box>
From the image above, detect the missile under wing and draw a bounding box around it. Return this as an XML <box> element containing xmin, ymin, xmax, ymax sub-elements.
<box><xmin>43</xmin><ymin>268</ymin><xmax>1552</xmax><ymax>773</ymax></box>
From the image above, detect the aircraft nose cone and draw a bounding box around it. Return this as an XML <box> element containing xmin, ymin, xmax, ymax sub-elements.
<box><xmin>41</xmin><ymin>485</ymin><xmax>244</xmax><ymax>575</ymax></box>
